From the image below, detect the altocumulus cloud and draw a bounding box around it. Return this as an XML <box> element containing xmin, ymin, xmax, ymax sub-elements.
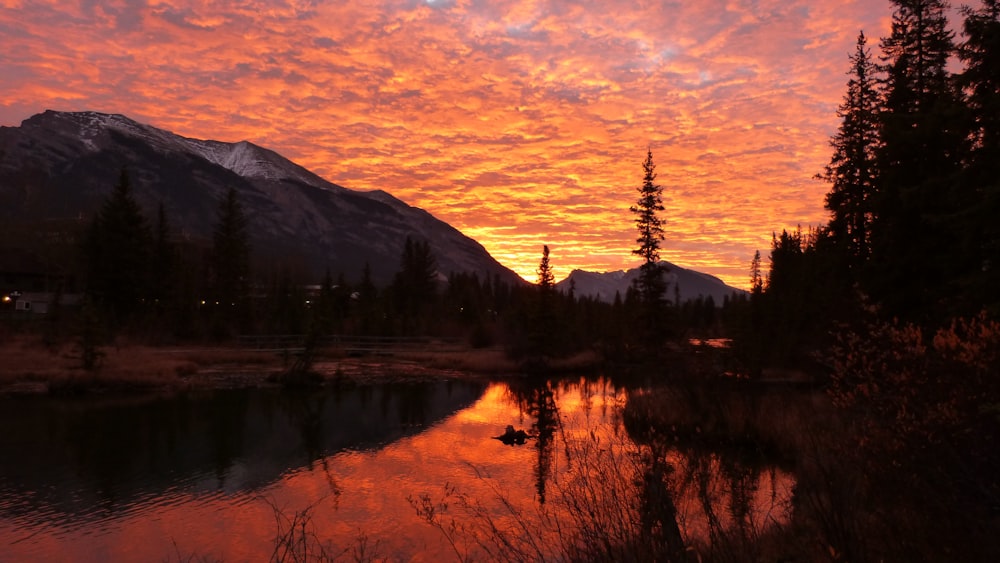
<box><xmin>0</xmin><ymin>0</ymin><xmax>899</xmax><ymax>286</ymax></box>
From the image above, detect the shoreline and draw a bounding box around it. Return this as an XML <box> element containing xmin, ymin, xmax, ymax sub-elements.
<box><xmin>0</xmin><ymin>337</ymin><xmax>604</xmax><ymax>397</ymax></box>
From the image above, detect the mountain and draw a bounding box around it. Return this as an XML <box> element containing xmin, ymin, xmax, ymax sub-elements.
<box><xmin>0</xmin><ymin>110</ymin><xmax>523</xmax><ymax>285</ymax></box>
<box><xmin>556</xmin><ymin>261</ymin><xmax>746</xmax><ymax>305</ymax></box>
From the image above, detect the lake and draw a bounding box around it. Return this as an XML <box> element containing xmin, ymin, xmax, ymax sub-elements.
<box><xmin>0</xmin><ymin>376</ymin><xmax>796</xmax><ymax>561</ymax></box>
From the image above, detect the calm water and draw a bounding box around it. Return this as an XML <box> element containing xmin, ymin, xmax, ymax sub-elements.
<box><xmin>0</xmin><ymin>376</ymin><xmax>794</xmax><ymax>562</ymax></box>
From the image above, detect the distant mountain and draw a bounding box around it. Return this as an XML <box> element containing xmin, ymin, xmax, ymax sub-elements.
<box><xmin>556</xmin><ymin>261</ymin><xmax>746</xmax><ymax>305</ymax></box>
<box><xmin>0</xmin><ymin>110</ymin><xmax>523</xmax><ymax>285</ymax></box>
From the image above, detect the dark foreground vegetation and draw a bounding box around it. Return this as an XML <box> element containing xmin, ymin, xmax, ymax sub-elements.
<box><xmin>3</xmin><ymin>0</ymin><xmax>999</xmax><ymax>560</ymax></box>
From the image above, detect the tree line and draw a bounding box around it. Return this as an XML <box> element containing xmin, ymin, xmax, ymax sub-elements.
<box><xmin>27</xmin><ymin>164</ymin><xmax>737</xmax><ymax>359</ymax></box>
<box><xmin>739</xmin><ymin>0</ymin><xmax>1000</xmax><ymax>371</ymax></box>
<box><xmin>727</xmin><ymin>4</ymin><xmax>1000</xmax><ymax>556</ymax></box>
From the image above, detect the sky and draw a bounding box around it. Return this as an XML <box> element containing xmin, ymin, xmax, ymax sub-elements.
<box><xmin>0</xmin><ymin>0</ymin><xmax>922</xmax><ymax>288</ymax></box>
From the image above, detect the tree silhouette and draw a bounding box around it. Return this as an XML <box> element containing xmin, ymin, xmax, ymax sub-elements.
<box><xmin>530</xmin><ymin>245</ymin><xmax>558</xmax><ymax>362</ymax></box>
<box><xmin>630</xmin><ymin>149</ymin><xmax>668</xmax><ymax>349</ymax></box>
<box><xmin>150</xmin><ymin>203</ymin><xmax>177</xmax><ymax>308</ymax></box>
<box><xmin>83</xmin><ymin>168</ymin><xmax>152</xmax><ymax>326</ymax></box>
<box><xmin>822</xmin><ymin>31</ymin><xmax>880</xmax><ymax>270</ymax></box>
<box><xmin>957</xmin><ymin>0</ymin><xmax>1000</xmax><ymax>314</ymax></box>
<box><xmin>537</xmin><ymin>244</ymin><xmax>554</xmax><ymax>291</ymax></box>
<box><xmin>210</xmin><ymin>187</ymin><xmax>251</xmax><ymax>332</ymax></box>
<box><xmin>392</xmin><ymin>236</ymin><xmax>438</xmax><ymax>334</ymax></box>
<box><xmin>872</xmin><ymin>0</ymin><xmax>964</xmax><ymax>319</ymax></box>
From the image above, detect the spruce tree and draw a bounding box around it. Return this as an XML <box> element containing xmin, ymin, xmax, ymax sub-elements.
<box><xmin>392</xmin><ymin>236</ymin><xmax>438</xmax><ymax>334</ymax></box>
<box><xmin>532</xmin><ymin>245</ymin><xmax>557</xmax><ymax>357</ymax></box>
<box><xmin>957</xmin><ymin>0</ymin><xmax>1000</xmax><ymax>314</ymax></box>
<box><xmin>629</xmin><ymin>149</ymin><xmax>668</xmax><ymax>349</ymax></box>
<box><xmin>872</xmin><ymin>0</ymin><xmax>963</xmax><ymax>318</ymax></box>
<box><xmin>822</xmin><ymin>31</ymin><xmax>880</xmax><ymax>270</ymax></box>
<box><xmin>84</xmin><ymin>168</ymin><xmax>152</xmax><ymax>326</ymax></box>
<box><xmin>211</xmin><ymin>187</ymin><xmax>251</xmax><ymax>332</ymax></box>
<box><xmin>537</xmin><ymin>245</ymin><xmax>555</xmax><ymax>292</ymax></box>
<box><xmin>750</xmin><ymin>250</ymin><xmax>764</xmax><ymax>296</ymax></box>
<box><xmin>150</xmin><ymin>203</ymin><xmax>176</xmax><ymax>309</ymax></box>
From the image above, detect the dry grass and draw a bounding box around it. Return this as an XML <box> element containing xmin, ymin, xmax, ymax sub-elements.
<box><xmin>0</xmin><ymin>337</ymin><xmax>535</xmax><ymax>394</ymax></box>
<box><xmin>398</xmin><ymin>347</ymin><xmax>518</xmax><ymax>374</ymax></box>
<box><xmin>398</xmin><ymin>347</ymin><xmax>602</xmax><ymax>374</ymax></box>
<box><xmin>0</xmin><ymin>334</ymin><xmax>604</xmax><ymax>395</ymax></box>
<box><xmin>0</xmin><ymin>334</ymin><xmax>289</xmax><ymax>394</ymax></box>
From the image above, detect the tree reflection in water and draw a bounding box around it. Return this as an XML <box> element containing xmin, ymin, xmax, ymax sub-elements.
<box><xmin>1</xmin><ymin>376</ymin><xmax>803</xmax><ymax>561</ymax></box>
<box><xmin>505</xmin><ymin>378</ymin><xmax>559</xmax><ymax>504</ymax></box>
<box><xmin>414</xmin><ymin>377</ymin><xmax>796</xmax><ymax>562</ymax></box>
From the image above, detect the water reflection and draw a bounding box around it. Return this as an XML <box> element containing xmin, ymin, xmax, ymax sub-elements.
<box><xmin>624</xmin><ymin>381</ymin><xmax>797</xmax><ymax>560</ymax></box>
<box><xmin>0</xmin><ymin>376</ymin><xmax>802</xmax><ymax>561</ymax></box>
<box><xmin>0</xmin><ymin>380</ymin><xmax>486</xmax><ymax>561</ymax></box>
<box><xmin>505</xmin><ymin>379</ymin><xmax>559</xmax><ymax>503</ymax></box>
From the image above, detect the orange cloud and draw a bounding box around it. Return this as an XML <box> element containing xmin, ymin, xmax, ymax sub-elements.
<box><xmin>0</xmin><ymin>0</ymin><xmax>906</xmax><ymax>287</ymax></box>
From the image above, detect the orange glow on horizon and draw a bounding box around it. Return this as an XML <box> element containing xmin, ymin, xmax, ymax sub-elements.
<box><xmin>0</xmin><ymin>1</ymin><xmax>904</xmax><ymax>289</ymax></box>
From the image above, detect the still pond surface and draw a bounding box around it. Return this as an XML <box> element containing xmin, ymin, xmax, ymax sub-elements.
<box><xmin>0</xmin><ymin>376</ymin><xmax>794</xmax><ymax>561</ymax></box>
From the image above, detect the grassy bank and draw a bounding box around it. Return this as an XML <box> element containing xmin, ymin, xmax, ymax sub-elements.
<box><xmin>0</xmin><ymin>335</ymin><xmax>605</xmax><ymax>396</ymax></box>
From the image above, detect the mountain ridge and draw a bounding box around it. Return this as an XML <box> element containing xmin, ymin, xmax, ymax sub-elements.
<box><xmin>556</xmin><ymin>260</ymin><xmax>746</xmax><ymax>305</ymax></box>
<box><xmin>0</xmin><ymin>110</ymin><xmax>521</xmax><ymax>286</ymax></box>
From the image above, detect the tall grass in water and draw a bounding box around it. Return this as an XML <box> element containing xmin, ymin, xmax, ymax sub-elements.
<box><xmin>410</xmin><ymin>405</ymin><xmax>795</xmax><ymax>563</ymax></box>
<box><xmin>165</xmin><ymin>495</ymin><xmax>384</xmax><ymax>563</ymax></box>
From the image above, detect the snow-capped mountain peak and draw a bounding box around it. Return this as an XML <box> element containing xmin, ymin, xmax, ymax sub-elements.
<box><xmin>26</xmin><ymin>110</ymin><xmax>317</xmax><ymax>184</ymax></box>
<box><xmin>556</xmin><ymin>261</ymin><xmax>745</xmax><ymax>305</ymax></box>
<box><xmin>1</xmin><ymin>110</ymin><xmax>524</xmax><ymax>286</ymax></box>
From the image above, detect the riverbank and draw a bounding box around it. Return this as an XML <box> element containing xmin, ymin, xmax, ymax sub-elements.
<box><xmin>0</xmin><ymin>335</ymin><xmax>604</xmax><ymax>396</ymax></box>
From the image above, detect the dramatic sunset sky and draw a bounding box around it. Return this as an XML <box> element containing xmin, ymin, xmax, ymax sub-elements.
<box><xmin>0</xmin><ymin>1</ymin><xmax>929</xmax><ymax>287</ymax></box>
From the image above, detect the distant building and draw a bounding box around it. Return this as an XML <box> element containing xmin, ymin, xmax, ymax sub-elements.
<box><xmin>0</xmin><ymin>247</ymin><xmax>80</xmax><ymax>317</ymax></box>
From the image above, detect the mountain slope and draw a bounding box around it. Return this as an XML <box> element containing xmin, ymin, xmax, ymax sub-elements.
<box><xmin>556</xmin><ymin>261</ymin><xmax>746</xmax><ymax>305</ymax></box>
<box><xmin>0</xmin><ymin>110</ymin><xmax>522</xmax><ymax>285</ymax></box>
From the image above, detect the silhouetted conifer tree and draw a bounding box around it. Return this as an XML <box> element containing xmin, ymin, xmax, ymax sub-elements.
<box><xmin>150</xmin><ymin>203</ymin><xmax>177</xmax><ymax>305</ymax></box>
<box><xmin>630</xmin><ymin>149</ymin><xmax>669</xmax><ymax>350</ymax></box>
<box><xmin>530</xmin><ymin>245</ymin><xmax>558</xmax><ymax>361</ymax></box>
<box><xmin>822</xmin><ymin>31</ymin><xmax>880</xmax><ymax>271</ymax></box>
<box><xmin>750</xmin><ymin>250</ymin><xmax>764</xmax><ymax>296</ymax></box>
<box><xmin>210</xmin><ymin>187</ymin><xmax>251</xmax><ymax>334</ymax></box>
<box><xmin>956</xmin><ymin>0</ymin><xmax>1000</xmax><ymax>314</ymax></box>
<box><xmin>392</xmin><ymin>236</ymin><xmax>438</xmax><ymax>334</ymax></box>
<box><xmin>872</xmin><ymin>0</ymin><xmax>964</xmax><ymax>319</ymax></box>
<box><xmin>84</xmin><ymin>168</ymin><xmax>152</xmax><ymax>327</ymax></box>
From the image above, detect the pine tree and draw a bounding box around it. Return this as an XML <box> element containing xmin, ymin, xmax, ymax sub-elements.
<box><xmin>537</xmin><ymin>245</ymin><xmax>555</xmax><ymax>292</ymax></box>
<box><xmin>533</xmin><ymin>244</ymin><xmax>558</xmax><ymax>357</ymax></box>
<box><xmin>392</xmin><ymin>236</ymin><xmax>438</xmax><ymax>334</ymax></box>
<box><xmin>872</xmin><ymin>0</ymin><xmax>963</xmax><ymax>318</ymax></box>
<box><xmin>750</xmin><ymin>250</ymin><xmax>764</xmax><ymax>296</ymax></box>
<box><xmin>957</xmin><ymin>0</ymin><xmax>1000</xmax><ymax>314</ymax></box>
<box><xmin>960</xmin><ymin>0</ymin><xmax>1000</xmax><ymax>159</ymax></box>
<box><xmin>211</xmin><ymin>187</ymin><xmax>251</xmax><ymax>332</ymax></box>
<box><xmin>84</xmin><ymin>168</ymin><xmax>152</xmax><ymax>326</ymax></box>
<box><xmin>822</xmin><ymin>31</ymin><xmax>880</xmax><ymax>269</ymax></box>
<box><xmin>629</xmin><ymin>149</ymin><xmax>668</xmax><ymax>349</ymax></box>
<box><xmin>150</xmin><ymin>203</ymin><xmax>176</xmax><ymax>308</ymax></box>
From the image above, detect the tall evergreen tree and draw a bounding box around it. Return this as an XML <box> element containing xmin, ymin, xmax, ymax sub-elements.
<box><xmin>392</xmin><ymin>236</ymin><xmax>438</xmax><ymax>334</ymax></box>
<box><xmin>537</xmin><ymin>245</ymin><xmax>555</xmax><ymax>292</ymax></box>
<box><xmin>750</xmin><ymin>250</ymin><xmax>764</xmax><ymax>296</ymax></box>
<box><xmin>822</xmin><ymin>31</ymin><xmax>880</xmax><ymax>270</ymax></box>
<box><xmin>630</xmin><ymin>149</ymin><xmax>669</xmax><ymax>348</ymax></box>
<box><xmin>150</xmin><ymin>203</ymin><xmax>176</xmax><ymax>307</ymax></box>
<box><xmin>532</xmin><ymin>244</ymin><xmax>558</xmax><ymax>356</ymax></box>
<box><xmin>211</xmin><ymin>187</ymin><xmax>251</xmax><ymax>331</ymax></box>
<box><xmin>957</xmin><ymin>0</ymin><xmax>1000</xmax><ymax>313</ymax></box>
<box><xmin>84</xmin><ymin>168</ymin><xmax>152</xmax><ymax>326</ymax></box>
<box><xmin>872</xmin><ymin>0</ymin><xmax>963</xmax><ymax>318</ymax></box>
